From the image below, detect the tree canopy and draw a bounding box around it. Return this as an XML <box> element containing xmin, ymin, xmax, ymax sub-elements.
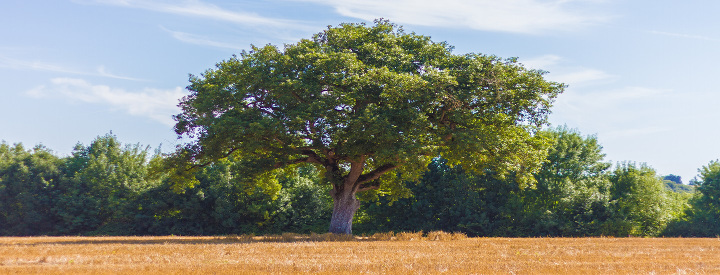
<box><xmin>172</xmin><ymin>20</ymin><xmax>565</xmax><ymax>234</ymax></box>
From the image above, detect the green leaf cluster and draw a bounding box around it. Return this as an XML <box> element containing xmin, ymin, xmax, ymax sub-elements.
<box><xmin>0</xmin><ymin>129</ymin><xmax>711</xmax><ymax>236</ymax></box>
<box><xmin>0</xmin><ymin>143</ymin><xmax>62</xmax><ymax>235</ymax></box>
<box><xmin>356</xmin><ymin>127</ymin><xmax>692</xmax><ymax>237</ymax></box>
<box><xmin>173</xmin><ymin>20</ymin><xmax>564</xmax><ymax>198</ymax></box>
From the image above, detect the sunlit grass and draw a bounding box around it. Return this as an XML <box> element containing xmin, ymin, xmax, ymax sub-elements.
<box><xmin>1</xmin><ymin>233</ymin><xmax>719</xmax><ymax>274</ymax></box>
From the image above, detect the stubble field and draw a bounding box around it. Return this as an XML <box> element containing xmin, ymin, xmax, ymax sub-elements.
<box><xmin>1</xmin><ymin>234</ymin><xmax>719</xmax><ymax>274</ymax></box>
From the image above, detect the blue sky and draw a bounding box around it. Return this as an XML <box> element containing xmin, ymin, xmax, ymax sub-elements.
<box><xmin>2</xmin><ymin>0</ymin><xmax>719</xmax><ymax>183</ymax></box>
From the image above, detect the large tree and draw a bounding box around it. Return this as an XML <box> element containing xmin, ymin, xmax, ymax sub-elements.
<box><xmin>172</xmin><ymin>20</ymin><xmax>564</xmax><ymax>234</ymax></box>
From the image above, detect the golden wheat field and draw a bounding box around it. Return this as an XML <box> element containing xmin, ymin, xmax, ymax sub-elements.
<box><xmin>1</xmin><ymin>233</ymin><xmax>719</xmax><ymax>274</ymax></box>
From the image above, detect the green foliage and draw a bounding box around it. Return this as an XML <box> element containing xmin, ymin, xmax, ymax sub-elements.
<box><xmin>604</xmin><ymin>163</ymin><xmax>671</xmax><ymax>236</ymax></box>
<box><xmin>53</xmin><ymin>134</ymin><xmax>158</xmax><ymax>235</ymax></box>
<box><xmin>667</xmin><ymin>160</ymin><xmax>720</xmax><ymax>236</ymax></box>
<box><xmin>357</xmin><ymin>128</ymin><xmax>688</xmax><ymax>237</ymax></box>
<box><xmin>356</xmin><ymin>158</ymin><xmax>500</xmax><ymax>235</ymax></box>
<box><xmin>132</xmin><ymin>161</ymin><xmax>331</xmax><ymax>236</ymax></box>
<box><xmin>663</xmin><ymin>180</ymin><xmax>695</xmax><ymax>193</ymax></box>
<box><xmin>272</xmin><ymin>166</ymin><xmax>333</xmax><ymax>233</ymax></box>
<box><xmin>131</xmin><ymin>158</ymin><xmax>277</xmax><ymax>235</ymax></box>
<box><xmin>0</xmin><ymin>130</ymin><xmax>718</xmax><ymax>237</ymax></box>
<box><xmin>0</xmin><ymin>135</ymin><xmax>335</xmax><ymax>236</ymax></box>
<box><xmin>521</xmin><ymin>127</ymin><xmax>612</xmax><ymax>236</ymax></box>
<box><xmin>357</xmin><ymin>128</ymin><xmax>616</xmax><ymax>237</ymax></box>
<box><xmin>663</xmin><ymin>174</ymin><xmax>683</xmax><ymax>185</ymax></box>
<box><xmin>171</xmin><ymin>19</ymin><xmax>563</xmax><ymax>234</ymax></box>
<box><xmin>172</xmin><ymin>19</ymin><xmax>562</xmax><ymax>211</ymax></box>
<box><xmin>659</xmin><ymin>190</ymin><xmax>694</xmax><ymax>236</ymax></box>
<box><xmin>0</xmin><ymin>143</ymin><xmax>62</xmax><ymax>235</ymax></box>
<box><xmin>695</xmin><ymin>161</ymin><xmax>720</xmax><ymax>217</ymax></box>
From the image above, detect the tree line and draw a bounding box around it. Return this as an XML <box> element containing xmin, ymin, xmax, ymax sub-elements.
<box><xmin>1</xmin><ymin>127</ymin><xmax>717</xmax><ymax>237</ymax></box>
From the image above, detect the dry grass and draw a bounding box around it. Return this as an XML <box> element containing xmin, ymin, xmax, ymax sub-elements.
<box><xmin>2</xmin><ymin>234</ymin><xmax>720</xmax><ymax>274</ymax></box>
<box><xmin>369</xmin><ymin>231</ymin><xmax>395</xmax><ymax>241</ymax></box>
<box><xmin>426</xmin><ymin>230</ymin><xmax>467</xmax><ymax>241</ymax></box>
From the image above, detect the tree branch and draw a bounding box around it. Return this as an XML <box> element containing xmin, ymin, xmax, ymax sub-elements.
<box><xmin>191</xmin><ymin>147</ymin><xmax>240</xmax><ymax>169</ymax></box>
<box><xmin>289</xmin><ymin>90</ymin><xmax>308</xmax><ymax>103</ymax></box>
<box><xmin>299</xmin><ymin>149</ymin><xmax>326</xmax><ymax>166</ymax></box>
<box><xmin>357</xmin><ymin>180</ymin><xmax>381</xmax><ymax>192</ymax></box>
<box><xmin>343</xmin><ymin>155</ymin><xmax>367</xmax><ymax>186</ymax></box>
<box><xmin>273</xmin><ymin>157</ymin><xmax>312</xmax><ymax>168</ymax></box>
<box><xmin>355</xmin><ymin>163</ymin><xmax>398</xmax><ymax>187</ymax></box>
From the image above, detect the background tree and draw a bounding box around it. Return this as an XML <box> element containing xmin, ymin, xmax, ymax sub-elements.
<box><xmin>521</xmin><ymin>127</ymin><xmax>612</xmax><ymax>236</ymax></box>
<box><xmin>663</xmin><ymin>174</ymin><xmax>683</xmax><ymax>185</ymax></box>
<box><xmin>271</xmin><ymin>165</ymin><xmax>333</xmax><ymax>233</ymax></box>
<box><xmin>0</xmin><ymin>143</ymin><xmax>62</xmax><ymax>235</ymax></box>
<box><xmin>0</xmin><ymin>132</ymin><xmax>705</xmax><ymax>236</ymax></box>
<box><xmin>135</xmin><ymin>161</ymin><xmax>330</xmax><ymax>236</ymax></box>
<box><xmin>53</xmin><ymin>134</ymin><xmax>158</xmax><ymax>235</ymax></box>
<box><xmin>171</xmin><ymin>20</ymin><xmax>564</xmax><ymax>234</ymax></box>
<box><xmin>670</xmin><ymin>160</ymin><xmax>720</xmax><ymax>236</ymax></box>
<box><xmin>356</xmin><ymin>158</ymin><xmax>523</xmax><ymax>236</ymax></box>
<box><xmin>662</xmin><ymin>174</ymin><xmax>694</xmax><ymax>193</ymax></box>
<box><xmin>602</xmin><ymin>163</ymin><xmax>671</xmax><ymax>236</ymax></box>
<box><xmin>358</xmin><ymin>127</ymin><xmax>615</xmax><ymax>237</ymax></box>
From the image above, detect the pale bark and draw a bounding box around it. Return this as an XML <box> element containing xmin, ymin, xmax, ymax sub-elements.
<box><xmin>328</xmin><ymin>187</ymin><xmax>360</xmax><ymax>235</ymax></box>
<box><xmin>315</xmin><ymin>154</ymin><xmax>397</xmax><ymax>234</ymax></box>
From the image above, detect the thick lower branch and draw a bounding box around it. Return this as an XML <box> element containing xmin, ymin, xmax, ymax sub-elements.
<box><xmin>273</xmin><ymin>157</ymin><xmax>312</xmax><ymax>168</ymax></box>
<box><xmin>357</xmin><ymin>180</ymin><xmax>381</xmax><ymax>192</ymax></box>
<box><xmin>343</xmin><ymin>156</ymin><xmax>367</xmax><ymax>186</ymax></box>
<box><xmin>299</xmin><ymin>149</ymin><xmax>328</xmax><ymax>166</ymax></box>
<box><xmin>355</xmin><ymin>163</ymin><xmax>398</xmax><ymax>187</ymax></box>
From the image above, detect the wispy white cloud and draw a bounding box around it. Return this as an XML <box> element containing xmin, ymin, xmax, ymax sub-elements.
<box><xmin>296</xmin><ymin>0</ymin><xmax>609</xmax><ymax>34</ymax></box>
<box><xmin>650</xmin><ymin>30</ymin><xmax>720</xmax><ymax>42</ymax></box>
<box><xmin>599</xmin><ymin>86</ymin><xmax>666</xmax><ymax>102</ymax></box>
<box><xmin>0</xmin><ymin>55</ymin><xmax>86</xmax><ymax>75</ymax></box>
<box><xmin>82</xmin><ymin>0</ymin><xmax>313</xmax><ymax>31</ymax></box>
<box><xmin>95</xmin><ymin>65</ymin><xmax>146</xmax><ymax>81</ymax></box>
<box><xmin>555</xmin><ymin>86</ymin><xmax>668</xmax><ymax>113</ymax></box>
<box><xmin>0</xmin><ymin>55</ymin><xmax>144</xmax><ymax>81</ymax></box>
<box><xmin>552</xmin><ymin>69</ymin><xmax>614</xmax><ymax>87</ymax></box>
<box><xmin>160</xmin><ymin>26</ymin><xmax>243</xmax><ymax>50</ymax></box>
<box><xmin>521</xmin><ymin>55</ymin><xmax>564</xmax><ymax>70</ymax></box>
<box><xmin>26</xmin><ymin>78</ymin><xmax>185</xmax><ymax>126</ymax></box>
<box><xmin>603</xmin><ymin>126</ymin><xmax>671</xmax><ymax>140</ymax></box>
<box><xmin>549</xmin><ymin>86</ymin><xmax>672</xmax><ymax>142</ymax></box>
<box><xmin>521</xmin><ymin>54</ymin><xmax>614</xmax><ymax>87</ymax></box>
<box><xmin>77</xmin><ymin>0</ymin><xmax>316</xmax><ymax>47</ymax></box>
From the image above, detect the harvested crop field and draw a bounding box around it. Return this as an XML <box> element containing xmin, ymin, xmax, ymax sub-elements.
<box><xmin>1</xmin><ymin>235</ymin><xmax>719</xmax><ymax>274</ymax></box>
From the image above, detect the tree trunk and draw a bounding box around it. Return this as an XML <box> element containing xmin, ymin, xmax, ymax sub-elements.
<box><xmin>328</xmin><ymin>187</ymin><xmax>360</xmax><ymax>235</ymax></box>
